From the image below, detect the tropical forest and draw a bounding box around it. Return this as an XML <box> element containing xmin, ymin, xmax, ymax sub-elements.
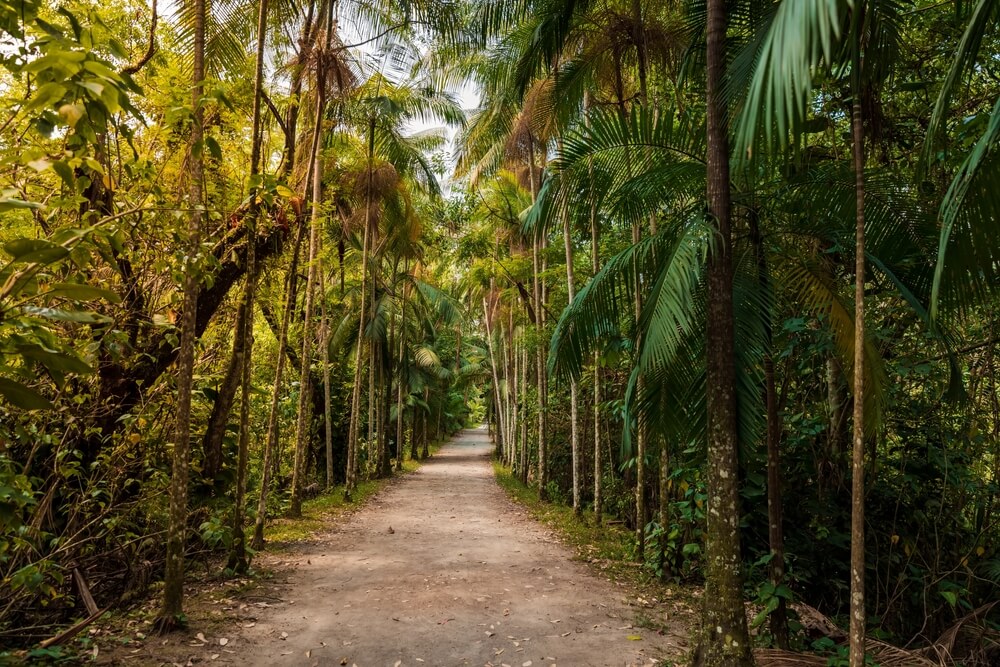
<box><xmin>0</xmin><ymin>0</ymin><xmax>998</xmax><ymax>664</ymax></box>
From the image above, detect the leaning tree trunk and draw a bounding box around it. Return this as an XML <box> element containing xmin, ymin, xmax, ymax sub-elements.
<box><xmin>699</xmin><ymin>0</ymin><xmax>753</xmax><ymax>660</ymax></box>
<box><xmin>202</xmin><ymin>299</ymin><xmax>248</xmax><ymax>479</ymax></box>
<box><xmin>156</xmin><ymin>0</ymin><xmax>205</xmax><ymax>630</ymax></box>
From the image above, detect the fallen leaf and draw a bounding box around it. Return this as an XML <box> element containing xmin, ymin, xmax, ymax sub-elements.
<box><xmin>626</xmin><ymin>635</ymin><xmax>642</xmax><ymax>641</ymax></box>
<box><xmin>196</xmin><ymin>633</ymin><xmax>208</xmax><ymax>643</ymax></box>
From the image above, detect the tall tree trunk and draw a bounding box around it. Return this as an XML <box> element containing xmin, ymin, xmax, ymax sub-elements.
<box><xmin>484</xmin><ymin>298</ymin><xmax>506</xmax><ymax>458</ymax></box>
<box><xmin>289</xmin><ymin>56</ymin><xmax>328</xmax><ymax>517</ymax></box>
<box><xmin>586</xmin><ymin>91</ymin><xmax>603</xmax><ymax>526</ymax></box>
<box><xmin>395</xmin><ymin>275</ymin><xmax>407</xmax><ymax>472</ymax></box>
<box><xmin>561</xmin><ymin>196</ymin><xmax>581</xmax><ymax>517</ymax></box>
<box><xmin>512</xmin><ymin>324</ymin><xmax>520</xmax><ymax>471</ymax></box>
<box><xmin>421</xmin><ymin>385</ymin><xmax>430</xmax><ymax>459</ymax></box>
<box><xmin>321</xmin><ymin>266</ymin><xmax>334</xmax><ymax>488</ymax></box>
<box><xmin>518</xmin><ymin>340</ymin><xmax>528</xmax><ymax>486</ymax></box>
<box><xmin>346</xmin><ymin>154</ymin><xmax>375</xmax><ymax>497</ymax></box>
<box><xmin>227</xmin><ymin>0</ymin><xmax>269</xmax><ymax>573</ymax></box>
<box><xmin>699</xmin><ymin>0</ymin><xmax>753</xmax><ymax>660</ymax></box>
<box><xmin>848</xmin><ymin>17</ymin><xmax>868</xmax><ymax>666</ymax></box>
<box><xmin>634</xmin><ymin>218</ymin><xmax>647</xmax><ymax>560</ymax></box>
<box><xmin>751</xmin><ymin>214</ymin><xmax>788</xmax><ymax>647</ymax></box>
<box><xmin>528</xmin><ymin>141</ymin><xmax>548</xmax><ymax>500</ymax></box>
<box><xmin>156</xmin><ymin>0</ymin><xmax>205</xmax><ymax>630</ymax></box>
<box><xmin>228</xmin><ymin>237</ymin><xmax>256</xmax><ymax>574</ymax></box>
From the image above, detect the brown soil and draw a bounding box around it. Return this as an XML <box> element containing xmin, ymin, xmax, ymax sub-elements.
<box><xmin>100</xmin><ymin>427</ymin><xmax>690</xmax><ymax>666</ymax></box>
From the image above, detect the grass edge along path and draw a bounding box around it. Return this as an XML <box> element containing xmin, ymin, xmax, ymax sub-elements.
<box><xmin>491</xmin><ymin>461</ymin><xmax>701</xmax><ymax>660</ymax></box>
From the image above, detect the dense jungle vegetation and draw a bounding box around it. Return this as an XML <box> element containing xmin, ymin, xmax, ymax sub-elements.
<box><xmin>0</xmin><ymin>0</ymin><xmax>998</xmax><ymax>664</ymax></box>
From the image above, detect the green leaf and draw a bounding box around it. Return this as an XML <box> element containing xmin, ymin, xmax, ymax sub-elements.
<box><xmin>205</xmin><ymin>136</ymin><xmax>222</xmax><ymax>161</ymax></box>
<box><xmin>18</xmin><ymin>345</ymin><xmax>92</xmax><ymax>374</ymax></box>
<box><xmin>47</xmin><ymin>282</ymin><xmax>121</xmax><ymax>303</ymax></box>
<box><xmin>0</xmin><ymin>197</ymin><xmax>43</xmax><ymax>213</ymax></box>
<box><xmin>25</xmin><ymin>82</ymin><xmax>68</xmax><ymax>112</ymax></box>
<box><xmin>0</xmin><ymin>377</ymin><xmax>52</xmax><ymax>410</ymax></box>
<box><xmin>940</xmin><ymin>590</ymin><xmax>958</xmax><ymax>607</ymax></box>
<box><xmin>4</xmin><ymin>239</ymin><xmax>68</xmax><ymax>264</ymax></box>
<box><xmin>22</xmin><ymin>306</ymin><xmax>112</xmax><ymax>324</ymax></box>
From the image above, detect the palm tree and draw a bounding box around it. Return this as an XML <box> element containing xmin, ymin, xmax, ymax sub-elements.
<box><xmin>733</xmin><ymin>0</ymin><xmax>906</xmax><ymax>658</ymax></box>
<box><xmin>334</xmin><ymin>69</ymin><xmax>462</xmax><ymax>491</ymax></box>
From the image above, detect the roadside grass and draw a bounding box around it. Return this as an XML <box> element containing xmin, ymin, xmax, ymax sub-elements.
<box><xmin>264</xmin><ymin>478</ymin><xmax>383</xmax><ymax>546</ymax></box>
<box><xmin>492</xmin><ymin>460</ymin><xmax>699</xmax><ymax>661</ymax></box>
<box><xmin>493</xmin><ymin>461</ymin><xmax>643</xmax><ymax>582</ymax></box>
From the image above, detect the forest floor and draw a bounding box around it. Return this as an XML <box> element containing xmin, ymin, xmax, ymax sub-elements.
<box><xmin>95</xmin><ymin>427</ymin><xmax>694</xmax><ymax>667</ymax></box>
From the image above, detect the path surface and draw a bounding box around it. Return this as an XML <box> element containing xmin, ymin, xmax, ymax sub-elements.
<box><xmin>234</xmin><ymin>428</ymin><xmax>683</xmax><ymax>666</ymax></box>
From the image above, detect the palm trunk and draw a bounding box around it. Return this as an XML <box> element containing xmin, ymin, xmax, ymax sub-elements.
<box><xmin>395</xmin><ymin>266</ymin><xmax>408</xmax><ymax>473</ymax></box>
<box><xmin>561</xmin><ymin>197</ymin><xmax>581</xmax><ymax>517</ymax></box>
<box><xmin>289</xmin><ymin>67</ymin><xmax>328</xmax><ymax>517</ymax></box>
<box><xmin>518</xmin><ymin>342</ymin><xmax>528</xmax><ymax>486</ymax></box>
<box><xmin>227</xmin><ymin>0</ymin><xmax>270</xmax><ymax>565</ymax></box>
<box><xmin>848</xmin><ymin>20</ymin><xmax>868</xmax><ymax>666</ymax></box>
<box><xmin>346</xmin><ymin>163</ymin><xmax>375</xmax><ymax>497</ymax></box>
<box><xmin>752</xmin><ymin>214</ymin><xmax>788</xmax><ymax>647</ymax></box>
<box><xmin>511</xmin><ymin>327</ymin><xmax>520</xmax><ymax>471</ymax></box>
<box><xmin>634</xmin><ymin>217</ymin><xmax>646</xmax><ymax>559</ymax></box>
<box><xmin>157</xmin><ymin>0</ymin><xmax>205</xmax><ymax>629</ymax></box>
<box><xmin>484</xmin><ymin>298</ymin><xmax>507</xmax><ymax>457</ymax></box>
<box><xmin>228</xmin><ymin>233</ymin><xmax>256</xmax><ymax>574</ymax></box>
<box><xmin>586</xmin><ymin>91</ymin><xmax>603</xmax><ymax>525</ymax></box>
<box><xmin>528</xmin><ymin>143</ymin><xmax>548</xmax><ymax>500</ymax></box>
<box><xmin>421</xmin><ymin>386</ymin><xmax>430</xmax><ymax>459</ymax></box>
<box><xmin>700</xmin><ymin>0</ymin><xmax>753</xmax><ymax>659</ymax></box>
<box><xmin>321</xmin><ymin>266</ymin><xmax>334</xmax><ymax>488</ymax></box>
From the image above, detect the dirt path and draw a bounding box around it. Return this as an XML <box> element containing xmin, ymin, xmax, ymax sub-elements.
<box><xmin>190</xmin><ymin>428</ymin><xmax>686</xmax><ymax>666</ymax></box>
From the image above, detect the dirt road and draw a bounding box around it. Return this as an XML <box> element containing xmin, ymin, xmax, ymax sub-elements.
<box><xmin>217</xmin><ymin>428</ymin><xmax>685</xmax><ymax>666</ymax></box>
